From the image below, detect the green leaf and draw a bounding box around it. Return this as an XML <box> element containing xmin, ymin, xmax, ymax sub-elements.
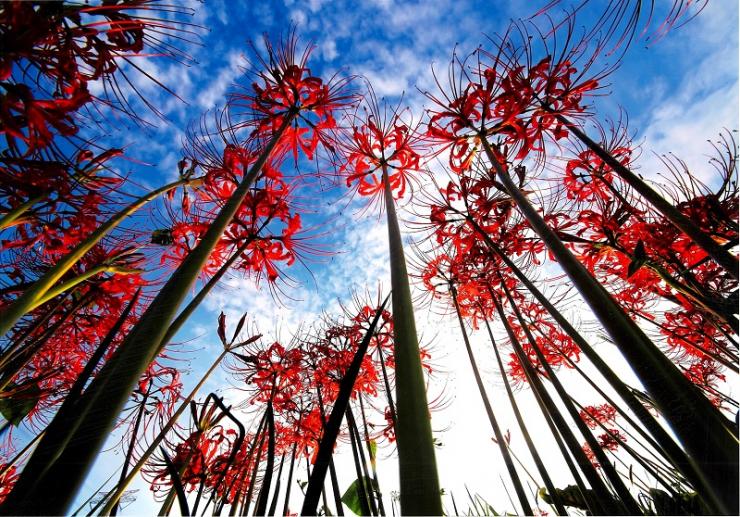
<box><xmin>0</xmin><ymin>384</ymin><xmax>42</xmax><ymax>426</ymax></box>
<box><xmin>341</xmin><ymin>477</ymin><xmax>377</xmax><ymax>516</ymax></box>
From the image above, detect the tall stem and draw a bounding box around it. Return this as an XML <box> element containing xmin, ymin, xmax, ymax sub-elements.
<box><xmin>347</xmin><ymin>407</ymin><xmax>372</xmax><ymax>517</ymax></box>
<box><xmin>493</xmin><ymin>296</ymin><xmax>613</xmax><ymax>514</ymax></box>
<box><xmin>480</xmin><ymin>136</ymin><xmax>738</xmax><ymax>515</ymax></box>
<box><xmin>381</xmin><ymin>165</ymin><xmax>442</xmax><ymax>516</ymax></box>
<box><xmin>347</xmin><ymin>406</ymin><xmax>378</xmax><ymax>516</ymax></box>
<box><xmin>449</xmin><ymin>286</ymin><xmax>532</xmax><ymax>515</ymax></box>
<box><xmin>0</xmin><ymin>114</ymin><xmax>294</xmax><ymax>516</ymax></box>
<box><xmin>254</xmin><ymin>402</ymin><xmax>275</xmax><ymax>516</ymax></box>
<box><xmin>301</xmin><ymin>301</ymin><xmax>388</xmax><ymax>515</ymax></box>
<box><xmin>0</xmin><ymin>176</ymin><xmax>191</xmax><ymax>336</ymax></box>
<box><xmin>98</xmin><ymin>347</ymin><xmax>230</xmax><ymax>515</ymax></box>
<box><xmin>110</xmin><ymin>388</ymin><xmax>150</xmax><ymax>516</ymax></box>
<box><xmin>469</xmin><ymin>214</ymin><xmax>723</xmax><ymax>511</ymax></box>
<box><xmin>498</xmin><ymin>276</ymin><xmax>641</xmax><ymax>514</ymax></box>
<box><xmin>358</xmin><ymin>393</ymin><xmax>385</xmax><ymax>517</ymax></box>
<box><xmin>314</xmin><ymin>386</ymin><xmax>346</xmax><ymax>516</ymax></box>
<box><xmin>0</xmin><ymin>194</ymin><xmax>45</xmax><ymax>231</ymax></box>
<box><xmin>281</xmin><ymin>442</ymin><xmax>299</xmax><ymax>516</ymax></box>
<box><xmin>480</xmin><ymin>314</ymin><xmax>567</xmax><ymax>516</ymax></box>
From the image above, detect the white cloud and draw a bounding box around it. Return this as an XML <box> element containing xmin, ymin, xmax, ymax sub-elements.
<box><xmin>633</xmin><ymin>1</ymin><xmax>738</xmax><ymax>188</ymax></box>
<box><xmin>196</xmin><ymin>50</ymin><xmax>245</xmax><ymax>109</ymax></box>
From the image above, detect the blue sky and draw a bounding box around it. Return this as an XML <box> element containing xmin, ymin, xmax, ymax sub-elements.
<box><xmin>55</xmin><ymin>0</ymin><xmax>740</xmax><ymax>514</ymax></box>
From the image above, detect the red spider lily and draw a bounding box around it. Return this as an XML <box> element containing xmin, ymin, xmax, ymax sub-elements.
<box><xmin>579</xmin><ymin>403</ymin><xmax>618</xmax><ymax>430</ymax></box>
<box><xmin>380</xmin><ymin>406</ymin><xmax>396</xmax><ymax>442</ymax></box>
<box><xmin>0</xmin><ymin>0</ymin><xmax>195</xmax><ymax>153</ymax></box>
<box><xmin>563</xmin><ymin>147</ymin><xmax>632</xmax><ymax>202</ymax></box>
<box><xmin>1</xmin><ymin>273</ymin><xmax>146</xmax><ymax>425</ymax></box>
<box><xmin>236</xmin><ymin>341</ymin><xmax>305</xmax><ymax>413</ymax></box>
<box><xmin>160</xmin><ymin>177</ymin><xmax>302</xmax><ymax>284</ymax></box>
<box><xmin>134</xmin><ymin>363</ymin><xmax>183</xmax><ymax>425</ymax></box>
<box><xmin>229</xmin><ymin>31</ymin><xmax>356</xmax><ymax>164</ymax></box>
<box><xmin>158</xmin><ymin>128</ymin><xmax>314</xmax><ymax>285</ymax></box>
<box><xmin>311</xmin><ymin>336</ymin><xmax>381</xmax><ymax>401</ymax></box>
<box><xmin>598</xmin><ymin>429</ymin><xmax>626</xmax><ymax>452</ymax></box>
<box><xmin>661</xmin><ymin>307</ymin><xmax>731</xmax><ymax>361</ymax></box>
<box><xmin>426</xmin><ymin>45</ymin><xmax>601</xmax><ymax>173</ymax></box>
<box><xmin>0</xmin><ymin>464</ymin><xmax>18</xmax><ymax>505</ymax></box>
<box><xmin>279</xmin><ymin>407</ymin><xmax>325</xmax><ymax>461</ymax></box>
<box><xmin>0</xmin><ymin>83</ymin><xmax>90</xmax><ymax>154</ymax></box>
<box><xmin>557</xmin><ymin>145</ymin><xmax>737</xmax><ymax>367</ymax></box>
<box><xmin>682</xmin><ymin>358</ymin><xmax>727</xmax><ymax>408</ymax></box>
<box><xmin>343</xmin><ymin>116</ymin><xmax>422</xmax><ymax>199</ymax></box>
<box><xmin>148</xmin><ymin>426</ymin><xmax>237</xmax><ymax>497</ymax></box>
<box><xmin>0</xmin><ymin>239</ymin><xmax>146</xmax><ymax>429</ymax></box>
<box><xmin>341</xmin><ymin>91</ymin><xmax>426</xmax><ymax>202</ymax></box>
<box><xmin>581</xmin><ymin>427</ymin><xmax>627</xmax><ymax>469</ymax></box>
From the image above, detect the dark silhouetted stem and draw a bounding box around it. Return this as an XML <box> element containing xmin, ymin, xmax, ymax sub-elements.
<box><xmin>301</xmin><ymin>299</ymin><xmax>388</xmax><ymax>515</ymax></box>
<box><xmin>449</xmin><ymin>285</ymin><xmax>532</xmax><ymax>515</ymax></box>
<box><xmin>479</xmin><ymin>136</ymin><xmax>738</xmax><ymax>515</ymax></box>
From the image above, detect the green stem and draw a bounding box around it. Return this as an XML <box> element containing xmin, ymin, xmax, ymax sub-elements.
<box><xmin>346</xmin><ymin>407</ymin><xmax>372</xmax><ymax>517</ymax></box>
<box><xmin>381</xmin><ymin>165</ymin><xmax>442</xmax><ymax>516</ymax></box>
<box><xmin>156</xmin><ymin>236</ymin><xmax>255</xmax><ymax>357</ymax></box>
<box><xmin>499</xmin><ymin>275</ymin><xmax>641</xmax><ymax>514</ymax></box>
<box><xmin>28</xmin><ymin>265</ymin><xmax>137</xmax><ymax>313</ymax></box>
<box><xmin>301</xmin><ymin>300</ymin><xmax>389</xmax><ymax>516</ymax></box>
<box><xmin>110</xmin><ymin>388</ymin><xmax>150</xmax><ymax>516</ymax></box>
<box><xmin>281</xmin><ymin>443</ymin><xmax>298</xmax><ymax>517</ymax></box>
<box><xmin>267</xmin><ymin>454</ymin><xmax>285</xmax><ymax>516</ymax></box>
<box><xmin>347</xmin><ymin>406</ymin><xmax>378</xmax><ymax>516</ymax></box>
<box><xmin>492</xmin><ymin>296</ymin><xmax>607</xmax><ymax>515</ymax></box>
<box><xmin>254</xmin><ymin>402</ymin><xmax>275</xmax><ymax>516</ymax></box>
<box><xmin>358</xmin><ymin>393</ymin><xmax>385</xmax><ymax>517</ymax></box>
<box><xmin>314</xmin><ymin>386</ymin><xmax>346</xmax><ymax>516</ymax></box>
<box><xmin>480</xmin><ymin>314</ymin><xmax>568</xmax><ymax>516</ymax></box>
<box><xmin>449</xmin><ymin>286</ymin><xmax>532</xmax><ymax>515</ymax></box>
<box><xmin>98</xmin><ymin>347</ymin><xmax>230</xmax><ymax>515</ymax></box>
<box><xmin>0</xmin><ymin>177</ymin><xmax>190</xmax><ymax>337</ymax></box>
<box><xmin>0</xmin><ymin>114</ymin><xmax>294</xmax><ymax>516</ymax></box>
<box><xmin>480</xmin><ymin>136</ymin><xmax>738</xmax><ymax>515</ymax></box>
<box><xmin>470</xmin><ymin>214</ymin><xmax>725</xmax><ymax>512</ymax></box>
<box><xmin>0</xmin><ymin>194</ymin><xmax>45</xmax><ymax>231</ymax></box>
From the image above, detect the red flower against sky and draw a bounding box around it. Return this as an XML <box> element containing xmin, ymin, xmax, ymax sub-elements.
<box><xmin>341</xmin><ymin>92</ymin><xmax>426</xmax><ymax>202</ymax></box>
<box><xmin>563</xmin><ymin>147</ymin><xmax>632</xmax><ymax>202</ymax></box>
<box><xmin>426</xmin><ymin>48</ymin><xmax>601</xmax><ymax>172</ymax></box>
<box><xmin>579</xmin><ymin>403</ymin><xmax>618</xmax><ymax>430</ymax></box>
<box><xmin>229</xmin><ymin>32</ymin><xmax>356</xmax><ymax>165</ymax></box>
<box><xmin>0</xmin><ymin>0</ymin><xmax>194</xmax><ymax>154</ymax></box>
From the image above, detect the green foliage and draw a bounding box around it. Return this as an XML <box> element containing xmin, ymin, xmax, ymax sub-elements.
<box><xmin>341</xmin><ymin>477</ymin><xmax>378</xmax><ymax>516</ymax></box>
<box><xmin>464</xmin><ymin>489</ymin><xmax>502</xmax><ymax>516</ymax></box>
<box><xmin>648</xmin><ymin>488</ymin><xmax>711</xmax><ymax>515</ymax></box>
<box><xmin>541</xmin><ymin>485</ymin><xmax>623</xmax><ymax>515</ymax></box>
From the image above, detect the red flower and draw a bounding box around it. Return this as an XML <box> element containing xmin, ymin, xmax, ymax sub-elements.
<box><xmin>343</xmin><ymin>110</ymin><xmax>425</xmax><ymax>201</ymax></box>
